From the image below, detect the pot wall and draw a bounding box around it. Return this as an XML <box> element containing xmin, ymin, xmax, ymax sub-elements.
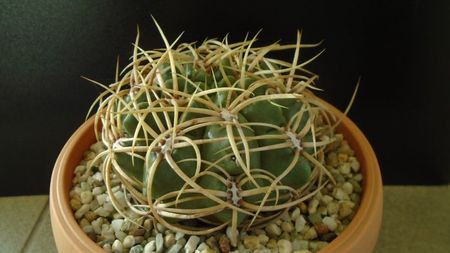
<box><xmin>50</xmin><ymin>101</ymin><xmax>383</xmax><ymax>253</ymax></box>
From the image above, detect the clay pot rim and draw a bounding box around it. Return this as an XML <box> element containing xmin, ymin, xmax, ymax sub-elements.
<box><xmin>50</xmin><ymin>118</ymin><xmax>104</xmax><ymax>252</ymax></box>
<box><xmin>318</xmin><ymin>100</ymin><xmax>383</xmax><ymax>252</ymax></box>
<box><xmin>50</xmin><ymin>99</ymin><xmax>382</xmax><ymax>252</ymax></box>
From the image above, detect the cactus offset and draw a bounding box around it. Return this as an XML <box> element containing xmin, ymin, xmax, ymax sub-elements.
<box><xmin>88</xmin><ymin>21</ymin><xmax>341</xmax><ymax>235</ymax></box>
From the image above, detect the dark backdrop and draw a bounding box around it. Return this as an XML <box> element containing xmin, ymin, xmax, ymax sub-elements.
<box><xmin>1</xmin><ymin>0</ymin><xmax>449</xmax><ymax>196</ymax></box>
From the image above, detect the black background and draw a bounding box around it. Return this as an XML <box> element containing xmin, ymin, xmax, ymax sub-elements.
<box><xmin>1</xmin><ymin>0</ymin><xmax>449</xmax><ymax>196</ymax></box>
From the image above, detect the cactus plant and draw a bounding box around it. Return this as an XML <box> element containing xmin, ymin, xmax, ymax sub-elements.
<box><xmin>87</xmin><ymin>21</ymin><xmax>345</xmax><ymax>236</ymax></box>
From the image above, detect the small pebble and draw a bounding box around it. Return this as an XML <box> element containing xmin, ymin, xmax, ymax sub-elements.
<box><xmin>130</xmin><ymin>228</ymin><xmax>146</xmax><ymax>237</ymax></box>
<box><xmin>280</xmin><ymin>231</ymin><xmax>290</xmax><ymax>240</ymax></box>
<box><xmin>333</xmin><ymin>173</ymin><xmax>346</xmax><ymax>184</ymax></box>
<box><xmin>253</xmin><ymin>228</ymin><xmax>266</xmax><ymax>236</ymax></box>
<box><xmin>144</xmin><ymin>240</ymin><xmax>156</xmax><ymax>253</ymax></box>
<box><xmin>94</xmin><ymin>207</ymin><xmax>111</xmax><ymax>218</ymax></box>
<box><xmin>303</xmin><ymin>227</ymin><xmax>318</xmax><ymax>240</ymax></box>
<box><xmin>280</xmin><ymin>211</ymin><xmax>291</xmax><ymax>221</ymax></box>
<box><xmin>298</xmin><ymin>202</ymin><xmax>308</xmax><ymax>214</ymax></box>
<box><xmin>295</xmin><ymin>216</ymin><xmax>306</xmax><ymax>232</ymax></box>
<box><xmin>91</xmin><ymin>217</ymin><xmax>103</xmax><ymax>234</ymax></box>
<box><xmin>338</xmin><ymin>163</ymin><xmax>351</xmax><ymax>175</ymax></box>
<box><xmin>82</xmin><ymin>224</ymin><xmax>93</xmax><ymax>233</ymax></box>
<box><xmin>80</xmin><ymin>182</ymin><xmax>90</xmax><ymax>191</ymax></box>
<box><xmin>326</xmin><ymin>152</ymin><xmax>338</xmax><ymax>167</ymax></box>
<box><xmin>90</xmin><ymin>141</ymin><xmax>105</xmax><ymax>153</ymax></box>
<box><xmin>292</xmin><ymin>239</ymin><xmax>308</xmax><ymax>251</ymax></box>
<box><xmin>314</xmin><ymin>223</ymin><xmax>329</xmax><ymax>235</ymax></box>
<box><xmin>84</xmin><ymin>211</ymin><xmax>97</xmax><ymax>222</ymax></box>
<box><xmin>339</xmin><ymin>201</ymin><xmax>355</xmax><ymax>219</ymax></box>
<box><xmin>177</xmin><ymin>237</ymin><xmax>186</xmax><ymax>246</ymax></box>
<box><xmin>115</xmin><ymin>231</ymin><xmax>127</xmax><ymax>241</ymax></box>
<box><xmin>135</xmin><ymin>236</ymin><xmax>145</xmax><ymax>244</ymax></box>
<box><xmin>92</xmin><ymin>186</ymin><xmax>105</xmax><ymax>195</ymax></box>
<box><xmin>226</xmin><ymin>226</ymin><xmax>239</xmax><ymax>247</ymax></box>
<box><xmin>84</xmin><ymin>151</ymin><xmax>96</xmax><ymax>160</ymax></box>
<box><xmin>74</xmin><ymin>204</ymin><xmax>90</xmax><ymax>219</ymax></box>
<box><xmin>156</xmin><ymin>223</ymin><xmax>166</xmax><ymax>233</ymax></box>
<box><xmin>89</xmin><ymin>199</ymin><xmax>100</xmax><ymax>211</ymax></box>
<box><xmin>351</xmin><ymin>193</ymin><xmax>361</xmax><ymax>203</ymax></box>
<box><xmin>96</xmin><ymin>194</ymin><xmax>108</xmax><ymax>205</ymax></box>
<box><xmin>349</xmin><ymin>157</ymin><xmax>360</xmax><ymax>172</ymax></box>
<box><xmin>196</xmin><ymin>242</ymin><xmax>209</xmax><ymax>251</ymax></box>
<box><xmin>155</xmin><ymin>233</ymin><xmax>164</xmax><ymax>253</ymax></box>
<box><xmin>321</xmin><ymin>232</ymin><xmax>337</xmax><ymax>242</ymax></box>
<box><xmin>103</xmin><ymin>243</ymin><xmax>112</xmax><ymax>253</ymax></box>
<box><xmin>277</xmin><ymin>239</ymin><xmax>292</xmax><ymax>253</ymax></box>
<box><xmin>111</xmin><ymin>219</ymin><xmax>124</xmax><ymax>234</ymax></box>
<box><xmin>320</xmin><ymin>195</ymin><xmax>333</xmax><ymax>206</ymax></box>
<box><xmin>342</xmin><ymin>182</ymin><xmax>354</xmax><ymax>194</ymax></box>
<box><xmin>339</xmin><ymin>141</ymin><xmax>353</xmax><ymax>155</ymax></box>
<box><xmin>317</xmin><ymin>206</ymin><xmax>328</xmax><ymax>216</ymax></box>
<box><xmin>349</xmin><ymin>179</ymin><xmax>362</xmax><ymax>193</ymax></box>
<box><xmin>291</xmin><ymin>208</ymin><xmax>301</xmax><ymax>220</ymax></box>
<box><xmin>353</xmin><ymin>173</ymin><xmax>363</xmax><ymax>182</ymax></box>
<box><xmin>258</xmin><ymin>234</ymin><xmax>269</xmax><ymax>245</ymax></box>
<box><xmin>130</xmin><ymin>245</ymin><xmax>144</xmax><ymax>253</ymax></box>
<box><xmin>70</xmin><ymin>198</ymin><xmax>82</xmax><ymax>210</ymax></box>
<box><xmin>165</xmin><ymin>233</ymin><xmax>176</xmax><ymax>248</ymax></box>
<box><xmin>281</xmin><ymin>221</ymin><xmax>294</xmax><ymax>233</ymax></box>
<box><xmin>337</xmin><ymin>153</ymin><xmax>348</xmax><ymax>163</ymax></box>
<box><xmin>166</xmin><ymin>243</ymin><xmax>183</xmax><ymax>253</ymax></box>
<box><xmin>308</xmin><ymin>213</ymin><xmax>322</xmax><ymax>225</ymax></box>
<box><xmin>175</xmin><ymin>232</ymin><xmax>185</xmax><ymax>240</ymax></box>
<box><xmin>143</xmin><ymin>219</ymin><xmax>153</xmax><ymax>231</ymax></box>
<box><xmin>123</xmin><ymin>235</ymin><xmax>136</xmax><ymax>248</ymax></box>
<box><xmin>81</xmin><ymin>191</ymin><xmax>93</xmax><ymax>204</ymax></box>
<box><xmin>113</xmin><ymin>191</ymin><xmax>127</xmax><ymax>208</ymax></box>
<box><xmin>92</xmin><ymin>171</ymin><xmax>104</xmax><ymax>182</ymax></box>
<box><xmin>275</xmin><ymin>219</ymin><xmax>282</xmax><ymax>226</ymax></box>
<box><xmin>327</xmin><ymin>201</ymin><xmax>339</xmax><ymax>215</ymax></box>
<box><xmin>74</xmin><ymin>165</ymin><xmax>86</xmax><ymax>174</ymax></box>
<box><xmin>266</xmin><ymin>239</ymin><xmax>277</xmax><ymax>249</ymax></box>
<box><xmin>322</xmin><ymin>216</ymin><xmax>338</xmax><ymax>231</ymax></box>
<box><xmin>185</xmin><ymin>236</ymin><xmax>200</xmax><ymax>253</ymax></box>
<box><xmin>219</xmin><ymin>235</ymin><xmax>231</xmax><ymax>253</ymax></box>
<box><xmin>333</xmin><ymin>188</ymin><xmax>350</xmax><ymax>201</ymax></box>
<box><xmin>265</xmin><ymin>223</ymin><xmax>282</xmax><ymax>237</ymax></box>
<box><xmin>112</xmin><ymin>239</ymin><xmax>123</xmax><ymax>253</ymax></box>
<box><xmin>79</xmin><ymin>218</ymin><xmax>90</xmax><ymax>228</ymax></box>
<box><xmin>205</xmin><ymin>236</ymin><xmax>218</xmax><ymax>250</ymax></box>
<box><xmin>101</xmin><ymin>224</ymin><xmax>115</xmax><ymax>241</ymax></box>
<box><xmin>104</xmin><ymin>202</ymin><xmax>115</xmax><ymax>213</ymax></box>
<box><xmin>243</xmin><ymin>235</ymin><xmax>260</xmax><ymax>250</ymax></box>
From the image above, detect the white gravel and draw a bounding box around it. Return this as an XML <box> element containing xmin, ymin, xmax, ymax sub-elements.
<box><xmin>71</xmin><ymin>137</ymin><xmax>363</xmax><ymax>253</ymax></box>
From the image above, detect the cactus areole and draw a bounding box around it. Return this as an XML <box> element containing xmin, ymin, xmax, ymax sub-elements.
<box><xmin>87</xmin><ymin>22</ymin><xmax>352</xmax><ymax>235</ymax></box>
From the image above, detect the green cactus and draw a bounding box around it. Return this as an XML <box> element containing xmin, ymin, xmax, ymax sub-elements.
<box><xmin>90</xmin><ymin>23</ymin><xmax>338</xmax><ymax>235</ymax></box>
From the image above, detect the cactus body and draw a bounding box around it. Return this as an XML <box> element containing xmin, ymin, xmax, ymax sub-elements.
<box><xmin>91</xmin><ymin>28</ymin><xmax>338</xmax><ymax>235</ymax></box>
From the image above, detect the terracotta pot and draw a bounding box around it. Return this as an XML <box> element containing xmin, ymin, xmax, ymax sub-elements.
<box><xmin>50</xmin><ymin>100</ymin><xmax>383</xmax><ymax>253</ymax></box>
